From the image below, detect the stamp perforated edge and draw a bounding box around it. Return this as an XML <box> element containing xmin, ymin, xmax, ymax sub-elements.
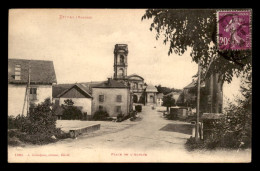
<box><xmin>216</xmin><ymin>9</ymin><xmax>252</xmax><ymax>51</ymax></box>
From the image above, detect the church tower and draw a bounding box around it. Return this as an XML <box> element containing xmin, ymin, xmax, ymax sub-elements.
<box><xmin>114</xmin><ymin>44</ymin><xmax>128</xmax><ymax>80</ymax></box>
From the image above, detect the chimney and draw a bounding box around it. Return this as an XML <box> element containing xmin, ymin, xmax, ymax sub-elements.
<box><xmin>107</xmin><ymin>77</ymin><xmax>112</xmax><ymax>86</ymax></box>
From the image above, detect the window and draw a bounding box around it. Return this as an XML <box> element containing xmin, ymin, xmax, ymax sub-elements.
<box><xmin>99</xmin><ymin>105</ymin><xmax>104</xmax><ymax>111</ymax></box>
<box><xmin>133</xmin><ymin>82</ymin><xmax>138</xmax><ymax>89</ymax></box>
<box><xmin>120</xmin><ymin>55</ymin><xmax>124</xmax><ymax>63</ymax></box>
<box><xmin>14</xmin><ymin>64</ymin><xmax>21</xmax><ymax>80</ymax></box>
<box><xmin>15</xmin><ymin>65</ymin><xmax>21</xmax><ymax>71</ymax></box>
<box><xmin>99</xmin><ymin>95</ymin><xmax>104</xmax><ymax>102</ymax></box>
<box><xmin>115</xmin><ymin>106</ymin><xmax>121</xmax><ymax>113</ymax></box>
<box><xmin>116</xmin><ymin>95</ymin><xmax>122</xmax><ymax>102</ymax></box>
<box><xmin>29</xmin><ymin>88</ymin><xmax>37</xmax><ymax>100</ymax></box>
<box><xmin>118</xmin><ymin>68</ymin><xmax>124</xmax><ymax>77</ymax></box>
<box><xmin>55</xmin><ymin>99</ymin><xmax>59</xmax><ymax>105</ymax></box>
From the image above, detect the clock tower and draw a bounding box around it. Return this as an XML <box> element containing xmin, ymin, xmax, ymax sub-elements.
<box><xmin>114</xmin><ymin>44</ymin><xmax>128</xmax><ymax>80</ymax></box>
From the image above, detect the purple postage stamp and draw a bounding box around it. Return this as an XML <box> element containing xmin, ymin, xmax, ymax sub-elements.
<box><xmin>217</xmin><ymin>10</ymin><xmax>251</xmax><ymax>51</ymax></box>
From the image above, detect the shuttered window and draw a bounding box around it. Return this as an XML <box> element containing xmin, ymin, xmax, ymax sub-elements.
<box><xmin>99</xmin><ymin>95</ymin><xmax>104</xmax><ymax>102</ymax></box>
<box><xmin>29</xmin><ymin>88</ymin><xmax>37</xmax><ymax>100</ymax></box>
<box><xmin>116</xmin><ymin>95</ymin><xmax>122</xmax><ymax>102</ymax></box>
<box><xmin>14</xmin><ymin>64</ymin><xmax>21</xmax><ymax>80</ymax></box>
<box><xmin>99</xmin><ymin>105</ymin><xmax>104</xmax><ymax>111</ymax></box>
<box><xmin>115</xmin><ymin>106</ymin><xmax>121</xmax><ymax>113</ymax></box>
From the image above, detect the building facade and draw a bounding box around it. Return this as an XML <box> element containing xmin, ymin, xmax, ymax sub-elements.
<box><xmin>113</xmin><ymin>44</ymin><xmax>157</xmax><ymax>105</ymax></box>
<box><xmin>91</xmin><ymin>78</ymin><xmax>131</xmax><ymax>117</ymax></box>
<box><xmin>8</xmin><ymin>59</ymin><xmax>57</xmax><ymax>116</ymax></box>
<box><xmin>54</xmin><ymin>84</ymin><xmax>92</xmax><ymax>115</ymax></box>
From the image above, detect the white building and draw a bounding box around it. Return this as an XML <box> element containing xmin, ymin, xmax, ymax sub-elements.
<box><xmin>53</xmin><ymin>83</ymin><xmax>93</xmax><ymax>116</ymax></box>
<box><xmin>8</xmin><ymin>59</ymin><xmax>57</xmax><ymax>116</ymax></box>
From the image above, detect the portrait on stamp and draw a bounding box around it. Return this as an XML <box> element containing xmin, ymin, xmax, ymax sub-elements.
<box><xmin>217</xmin><ymin>10</ymin><xmax>251</xmax><ymax>50</ymax></box>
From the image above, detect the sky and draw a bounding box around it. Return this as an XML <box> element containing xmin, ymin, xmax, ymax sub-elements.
<box><xmin>8</xmin><ymin>9</ymin><xmax>241</xmax><ymax>101</ymax></box>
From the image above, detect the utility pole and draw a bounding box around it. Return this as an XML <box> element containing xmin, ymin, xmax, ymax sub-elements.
<box><xmin>27</xmin><ymin>62</ymin><xmax>31</xmax><ymax>116</ymax></box>
<box><xmin>22</xmin><ymin>63</ymin><xmax>30</xmax><ymax>116</ymax></box>
<box><xmin>195</xmin><ymin>59</ymin><xmax>201</xmax><ymax>142</ymax></box>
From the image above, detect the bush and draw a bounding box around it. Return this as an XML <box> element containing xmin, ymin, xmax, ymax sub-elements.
<box><xmin>135</xmin><ymin>105</ymin><xmax>142</xmax><ymax>112</ymax></box>
<box><xmin>61</xmin><ymin>99</ymin><xmax>83</xmax><ymax>120</ymax></box>
<box><xmin>20</xmin><ymin>98</ymin><xmax>58</xmax><ymax>135</ymax></box>
<box><xmin>185</xmin><ymin>73</ymin><xmax>252</xmax><ymax>150</ymax></box>
<box><xmin>8</xmin><ymin>115</ymin><xmax>27</xmax><ymax>130</ymax></box>
<box><xmin>116</xmin><ymin>113</ymin><xmax>124</xmax><ymax>122</ymax></box>
<box><xmin>62</xmin><ymin>106</ymin><xmax>83</xmax><ymax>120</ymax></box>
<box><xmin>8</xmin><ymin>98</ymin><xmax>68</xmax><ymax>145</ymax></box>
<box><xmin>92</xmin><ymin>110</ymin><xmax>109</xmax><ymax>121</ymax></box>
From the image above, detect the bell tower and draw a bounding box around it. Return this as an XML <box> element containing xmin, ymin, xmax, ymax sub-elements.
<box><xmin>114</xmin><ymin>44</ymin><xmax>128</xmax><ymax>80</ymax></box>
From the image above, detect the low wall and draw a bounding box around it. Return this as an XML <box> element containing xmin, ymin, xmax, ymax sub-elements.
<box><xmin>69</xmin><ymin>124</ymin><xmax>100</xmax><ymax>138</ymax></box>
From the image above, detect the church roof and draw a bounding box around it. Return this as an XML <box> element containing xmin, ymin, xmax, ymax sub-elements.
<box><xmin>126</xmin><ymin>74</ymin><xmax>144</xmax><ymax>80</ymax></box>
<box><xmin>92</xmin><ymin>79</ymin><xmax>129</xmax><ymax>88</ymax></box>
<box><xmin>156</xmin><ymin>93</ymin><xmax>164</xmax><ymax>99</ymax></box>
<box><xmin>146</xmin><ymin>84</ymin><xmax>158</xmax><ymax>92</ymax></box>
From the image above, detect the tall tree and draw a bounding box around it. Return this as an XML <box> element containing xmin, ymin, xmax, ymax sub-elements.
<box><xmin>162</xmin><ymin>95</ymin><xmax>176</xmax><ymax>111</ymax></box>
<box><xmin>142</xmin><ymin>9</ymin><xmax>252</xmax><ymax>83</ymax></box>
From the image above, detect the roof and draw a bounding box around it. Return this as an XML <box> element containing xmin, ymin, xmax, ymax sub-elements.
<box><xmin>183</xmin><ymin>79</ymin><xmax>205</xmax><ymax>89</ymax></box>
<box><xmin>92</xmin><ymin>79</ymin><xmax>129</xmax><ymax>88</ymax></box>
<box><xmin>164</xmin><ymin>91</ymin><xmax>182</xmax><ymax>97</ymax></box>
<box><xmin>52</xmin><ymin>81</ymin><xmax>105</xmax><ymax>98</ymax></box>
<box><xmin>53</xmin><ymin>84</ymin><xmax>74</xmax><ymax>98</ymax></box>
<box><xmin>8</xmin><ymin>59</ymin><xmax>57</xmax><ymax>84</ymax></box>
<box><xmin>156</xmin><ymin>93</ymin><xmax>164</xmax><ymax>99</ymax></box>
<box><xmin>146</xmin><ymin>84</ymin><xmax>158</xmax><ymax>92</ymax></box>
<box><xmin>56</xmin><ymin>83</ymin><xmax>93</xmax><ymax>98</ymax></box>
<box><xmin>183</xmin><ymin>80</ymin><xmax>197</xmax><ymax>89</ymax></box>
<box><xmin>126</xmin><ymin>74</ymin><xmax>144</xmax><ymax>80</ymax></box>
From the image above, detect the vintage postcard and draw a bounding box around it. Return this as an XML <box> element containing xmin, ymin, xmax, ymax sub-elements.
<box><xmin>8</xmin><ymin>9</ymin><xmax>252</xmax><ymax>163</ymax></box>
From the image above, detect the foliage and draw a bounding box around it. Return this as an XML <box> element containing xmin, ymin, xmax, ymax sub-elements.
<box><xmin>138</xmin><ymin>92</ymin><xmax>146</xmax><ymax>104</ymax></box>
<box><xmin>8</xmin><ymin>115</ymin><xmax>27</xmax><ymax>130</ymax></box>
<box><xmin>62</xmin><ymin>106</ymin><xmax>83</xmax><ymax>120</ymax></box>
<box><xmin>117</xmin><ymin>113</ymin><xmax>124</xmax><ymax>122</ymax></box>
<box><xmin>142</xmin><ymin>9</ymin><xmax>252</xmax><ymax>83</ymax></box>
<box><xmin>185</xmin><ymin>72</ymin><xmax>252</xmax><ymax>150</ymax></box>
<box><xmin>20</xmin><ymin>98</ymin><xmax>58</xmax><ymax>135</ymax></box>
<box><xmin>184</xmin><ymin>87</ymin><xmax>208</xmax><ymax>113</ymax></box>
<box><xmin>92</xmin><ymin>110</ymin><xmax>109</xmax><ymax>121</ymax></box>
<box><xmin>135</xmin><ymin>105</ymin><xmax>142</xmax><ymax>112</ymax></box>
<box><xmin>64</xmin><ymin>99</ymin><xmax>74</xmax><ymax>106</ymax></box>
<box><xmin>156</xmin><ymin>85</ymin><xmax>182</xmax><ymax>95</ymax></box>
<box><xmin>213</xmin><ymin>73</ymin><xmax>251</xmax><ymax>149</ymax></box>
<box><xmin>8</xmin><ymin>98</ymin><xmax>67</xmax><ymax>145</ymax></box>
<box><xmin>61</xmin><ymin>99</ymin><xmax>83</xmax><ymax>120</ymax></box>
<box><xmin>162</xmin><ymin>95</ymin><xmax>176</xmax><ymax>111</ymax></box>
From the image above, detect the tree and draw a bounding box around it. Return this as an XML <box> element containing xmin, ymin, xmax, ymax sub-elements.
<box><xmin>162</xmin><ymin>95</ymin><xmax>176</xmax><ymax>111</ymax></box>
<box><xmin>22</xmin><ymin>98</ymin><xmax>58</xmax><ymax>135</ymax></box>
<box><xmin>142</xmin><ymin>9</ymin><xmax>252</xmax><ymax>83</ymax></box>
<box><xmin>62</xmin><ymin>99</ymin><xmax>83</xmax><ymax>120</ymax></box>
<box><xmin>156</xmin><ymin>85</ymin><xmax>183</xmax><ymax>95</ymax></box>
<box><xmin>64</xmin><ymin>99</ymin><xmax>74</xmax><ymax>106</ymax></box>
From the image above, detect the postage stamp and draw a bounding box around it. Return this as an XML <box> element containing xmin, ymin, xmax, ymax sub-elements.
<box><xmin>217</xmin><ymin>10</ymin><xmax>251</xmax><ymax>51</ymax></box>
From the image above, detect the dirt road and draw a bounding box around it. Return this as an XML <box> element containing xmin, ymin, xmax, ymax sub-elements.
<box><xmin>8</xmin><ymin>106</ymin><xmax>251</xmax><ymax>163</ymax></box>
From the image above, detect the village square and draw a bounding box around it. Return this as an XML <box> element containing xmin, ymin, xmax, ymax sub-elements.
<box><xmin>8</xmin><ymin>9</ymin><xmax>252</xmax><ymax>163</ymax></box>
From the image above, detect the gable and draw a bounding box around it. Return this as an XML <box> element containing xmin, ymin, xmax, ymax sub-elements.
<box><xmin>59</xmin><ymin>86</ymin><xmax>91</xmax><ymax>98</ymax></box>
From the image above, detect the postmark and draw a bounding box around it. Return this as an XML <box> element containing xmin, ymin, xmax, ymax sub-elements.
<box><xmin>217</xmin><ymin>10</ymin><xmax>251</xmax><ymax>51</ymax></box>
